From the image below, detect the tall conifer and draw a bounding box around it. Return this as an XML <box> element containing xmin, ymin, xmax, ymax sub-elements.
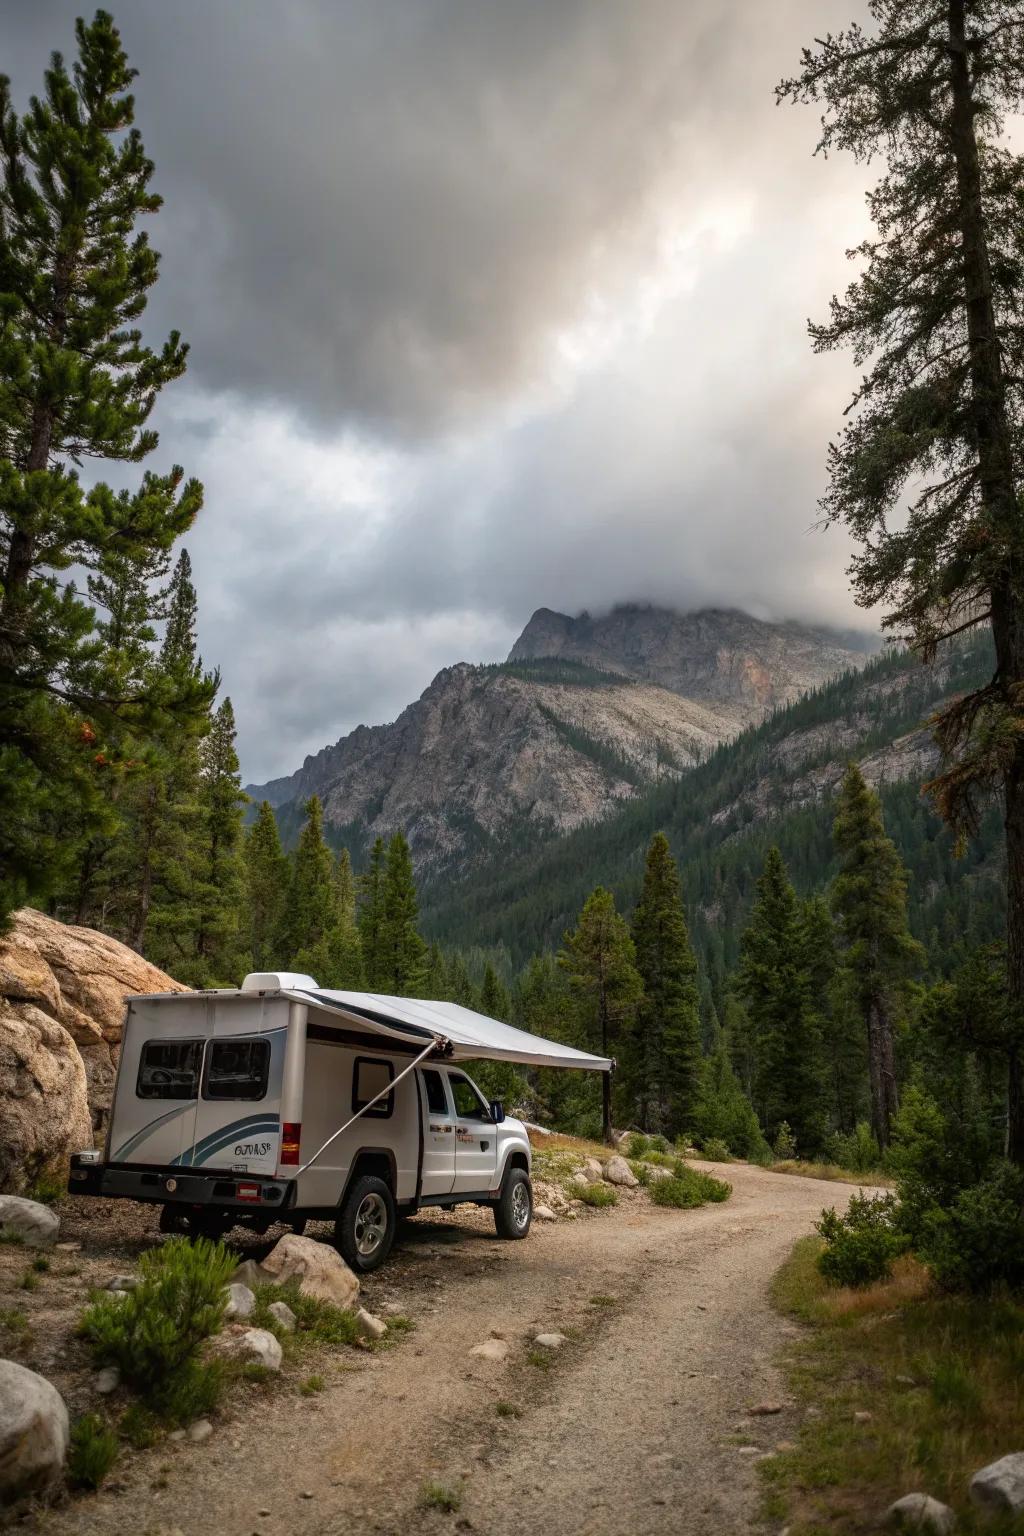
<box><xmin>380</xmin><ymin>831</ymin><xmax>427</xmax><ymax>996</ymax></box>
<box><xmin>244</xmin><ymin>801</ymin><xmax>288</xmax><ymax>971</ymax></box>
<box><xmin>559</xmin><ymin>886</ymin><xmax>643</xmax><ymax>1140</ymax></box>
<box><xmin>630</xmin><ymin>833</ymin><xmax>701</xmax><ymax>1135</ymax></box>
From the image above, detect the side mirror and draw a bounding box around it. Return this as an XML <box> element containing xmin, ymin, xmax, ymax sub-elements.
<box><xmin>490</xmin><ymin>1100</ymin><xmax>505</xmax><ymax>1125</ymax></box>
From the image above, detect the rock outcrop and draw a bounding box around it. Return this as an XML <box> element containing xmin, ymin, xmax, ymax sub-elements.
<box><xmin>0</xmin><ymin>908</ymin><xmax>187</xmax><ymax>1191</ymax></box>
<box><xmin>0</xmin><ymin>1359</ymin><xmax>69</xmax><ymax>1507</ymax></box>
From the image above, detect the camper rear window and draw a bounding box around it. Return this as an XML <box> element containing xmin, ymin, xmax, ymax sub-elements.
<box><xmin>352</xmin><ymin>1056</ymin><xmax>394</xmax><ymax>1118</ymax></box>
<box><xmin>202</xmin><ymin>1039</ymin><xmax>271</xmax><ymax>1101</ymax></box>
<box><xmin>136</xmin><ymin>1039</ymin><xmax>203</xmax><ymax>1100</ymax></box>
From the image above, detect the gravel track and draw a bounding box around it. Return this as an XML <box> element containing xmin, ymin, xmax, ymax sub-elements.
<box><xmin>24</xmin><ymin>1162</ymin><xmax>857</xmax><ymax>1536</ymax></box>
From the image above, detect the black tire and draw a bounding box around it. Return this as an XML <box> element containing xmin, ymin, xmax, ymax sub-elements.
<box><xmin>290</xmin><ymin>1217</ymin><xmax>308</xmax><ymax>1236</ymax></box>
<box><xmin>493</xmin><ymin>1167</ymin><xmax>532</xmax><ymax>1240</ymax></box>
<box><xmin>334</xmin><ymin>1174</ymin><xmax>396</xmax><ymax>1273</ymax></box>
<box><xmin>159</xmin><ymin>1206</ymin><xmax>231</xmax><ymax>1242</ymax></box>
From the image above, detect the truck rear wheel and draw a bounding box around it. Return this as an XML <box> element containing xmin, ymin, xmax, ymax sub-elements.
<box><xmin>334</xmin><ymin>1174</ymin><xmax>396</xmax><ymax>1273</ymax></box>
<box><xmin>493</xmin><ymin>1167</ymin><xmax>532</xmax><ymax>1240</ymax></box>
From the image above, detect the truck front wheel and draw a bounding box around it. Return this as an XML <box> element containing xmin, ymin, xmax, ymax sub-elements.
<box><xmin>335</xmin><ymin>1174</ymin><xmax>396</xmax><ymax>1273</ymax></box>
<box><xmin>493</xmin><ymin>1167</ymin><xmax>532</xmax><ymax>1240</ymax></box>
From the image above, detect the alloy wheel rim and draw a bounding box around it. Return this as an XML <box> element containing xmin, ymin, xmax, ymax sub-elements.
<box><xmin>511</xmin><ymin>1181</ymin><xmax>530</xmax><ymax>1229</ymax></box>
<box><xmin>354</xmin><ymin>1192</ymin><xmax>387</xmax><ymax>1255</ymax></box>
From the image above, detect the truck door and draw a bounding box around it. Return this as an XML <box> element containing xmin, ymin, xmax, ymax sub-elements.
<box><xmin>417</xmin><ymin>1067</ymin><xmax>455</xmax><ymax>1197</ymax></box>
<box><xmin>447</xmin><ymin>1070</ymin><xmax>498</xmax><ymax>1194</ymax></box>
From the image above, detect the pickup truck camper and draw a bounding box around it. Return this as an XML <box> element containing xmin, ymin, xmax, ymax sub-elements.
<box><xmin>69</xmin><ymin>972</ymin><xmax>613</xmax><ymax>1271</ymax></box>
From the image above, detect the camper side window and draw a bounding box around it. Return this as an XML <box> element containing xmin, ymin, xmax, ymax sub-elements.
<box><xmin>202</xmin><ymin>1039</ymin><xmax>270</xmax><ymax>1101</ymax></box>
<box><xmin>352</xmin><ymin>1056</ymin><xmax>395</xmax><ymax>1118</ymax></box>
<box><xmin>137</xmin><ymin>1039</ymin><xmax>203</xmax><ymax>1100</ymax></box>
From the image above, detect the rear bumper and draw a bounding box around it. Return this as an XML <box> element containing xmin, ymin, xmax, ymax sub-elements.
<box><xmin>69</xmin><ymin>1157</ymin><xmax>296</xmax><ymax>1214</ymax></box>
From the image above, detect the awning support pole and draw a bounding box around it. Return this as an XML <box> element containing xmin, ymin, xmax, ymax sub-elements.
<box><xmin>296</xmin><ymin>1035</ymin><xmax>445</xmax><ymax>1177</ymax></box>
<box><xmin>602</xmin><ymin>1069</ymin><xmax>613</xmax><ymax>1146</ymax></box>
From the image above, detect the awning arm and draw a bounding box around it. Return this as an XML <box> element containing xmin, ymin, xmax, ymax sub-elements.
<box><xmin>296</xmin><ymin>1035</ymin><xmax>446</xmax><ymax>1177</ymax></box>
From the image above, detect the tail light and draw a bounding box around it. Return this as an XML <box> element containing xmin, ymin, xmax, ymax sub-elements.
<box><xmin>281</xmin><ymin>1123</ymin><xmax>301</xmax><ymax>1166</ymax></box>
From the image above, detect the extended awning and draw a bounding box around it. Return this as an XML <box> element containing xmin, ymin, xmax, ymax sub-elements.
<box><xmin>281</xmin><ymin>988</ymin><xmax>612</xmax><ymax>1073</ymax></box>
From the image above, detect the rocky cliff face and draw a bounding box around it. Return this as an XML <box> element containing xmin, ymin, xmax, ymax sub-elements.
<box><xmin>247</xmin><ymin>605</ymin><xmax>874</xmax><ymax>874</ymax></box>
<box><xmin>0</xmin><ymin>910</ymin><xmax>187</xmax><ymax>1192</ymax></box>
<box><xmin>509</xmin><ymin>605</ymin><xmax>874</xmax><ymax>715</ymax></box>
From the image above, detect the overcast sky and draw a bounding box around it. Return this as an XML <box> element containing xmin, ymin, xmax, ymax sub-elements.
<box><xmin>7</xmin><ymin>0</ymin><xmax>877</xmax><ymax>781</ymax></box>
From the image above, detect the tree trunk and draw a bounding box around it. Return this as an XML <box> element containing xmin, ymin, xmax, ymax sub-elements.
<box><xmin>866</xmin><ymin>993</ymin><xmax>899</xmax><ymax>1149</ymax></box>
<box><xmin>948</xmin><ymin>0</ymin><xmax>1024</xmax><ymax>1164</ymax></box>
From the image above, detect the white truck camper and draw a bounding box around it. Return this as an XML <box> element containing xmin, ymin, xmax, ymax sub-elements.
<box><xmin>70</xmin><ymin>972</ymin><xmax>613</xmax><ymax>1271</ymax></box>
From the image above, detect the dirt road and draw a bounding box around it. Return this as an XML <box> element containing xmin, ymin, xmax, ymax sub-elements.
<box><xmin>34</xmin><ymin>1162</ymin><xmax>855</xmax><ymax>1536</ymax></box>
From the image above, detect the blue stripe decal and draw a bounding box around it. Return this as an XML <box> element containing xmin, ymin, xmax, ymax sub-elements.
<box><xmin>171</xmin><ymin>1113</ymin><xmax>280</xmax><ymax>1167</ymax></box>
<box><xmin>112</xmin><ymin>1102</ymin><xmax>197</xmax><ymax>1163</ymax></box>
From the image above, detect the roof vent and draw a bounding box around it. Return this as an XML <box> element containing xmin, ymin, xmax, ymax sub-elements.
<box><xmin>240</xmin><ymin>972</ymin><xmax>319</xmax><ymax>994</ymax></box>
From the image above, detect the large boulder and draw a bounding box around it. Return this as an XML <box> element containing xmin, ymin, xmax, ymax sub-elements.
<box><xmin>603</xmin><ymin>1154</ymin><xmax>639</xmax><ymax>1188</ymax></box>
<box><xmin>0</xmin><ymin>908</ymin><xmax>187</xmax><ymax>1191</ymax></box>
<box><xmin>970</xmin><ymin>1452</ymin><xmax>1024</xmax><ymax>1516</ymax></box>
<box><xmin>0</xmin><ymin>1359</ymin><xmax>69</xmax><ymax>1506</ymax></box>
<box><xmin>258</xmin><ymin>1233</ymin><xmax>360</xmax><ymax>1309</ymax></box>
<box><xmin>0</xmin><ymin>1195</ymin><xmax>60</xmax><ymax>1248</ymax></box>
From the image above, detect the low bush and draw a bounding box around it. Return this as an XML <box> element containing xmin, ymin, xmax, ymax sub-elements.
<box><xmin>27</xmin><ymin>1167</ymin><xmax>67</xmax><ymax>1206</ymax></box>
<box><xmin>823</xmin><ymin>1122</ymin><xmax>882</xmax><ymax>1175</ymax></box>
<box><xmin>119</xmin><ymin>1402</ymin><xmax>159</xmax><ymax>1449</ymax></box>
<box><xmin>628</xmin><ymin>1159</ymin><xmax>651</xmax><ymax>1187</ymax></box>
<box><xmin>700</xmin><ymin>1137</ymin><xmax>732</xmax><ymax>1163</ymax></box>
<box><xmin>649</xmin><ymin>1162</ymin><xmax>732</xmax><ymax>1208</ymax></box>
<box><xmin>920</xmin><ymin>1161</ymin><xmax>1024</xmax><ymax>1294</ymax></box>
<box><xmin>78</xmin><ymin>1236</ymin><xmax>234</xmax><ymax>1422</ymax></box>
<box><xmin>816</xmin><ymin>1191</ymin><xmax>909</xmax><ymax>1288</ymax></box>
<box><xmin>624</xmin><ymin>1132</ymin><xmax>650</xmax><ymax>1157</ymax></box>
<box><xmin>68</xmin><ymin>1414</ymin><xmax>119</xmax><ymax>1491</ymax></box>
<box><xmin>773</xmin><ymin>1122</ymin><xmax>798</xmax><ymax>1161</ymax></box>
<box><xmin>299</xmin><ymin>1374</ymin><xmax>325</xmax><ymax>1396</ymax></box>
<box><xmin>577</xmin><ymin>1182</ymin><xmax>617</xmax><ymax>1208</ymax></box>
<box><xmin>419</xmin><ymin>1480</ymin><xmax>461</xmax><ymax>1513</ymax></box>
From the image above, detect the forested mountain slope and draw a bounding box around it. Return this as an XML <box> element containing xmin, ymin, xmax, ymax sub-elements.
<box><xmin>420</xmin><ymin>636</ymin><xmax>1004</xmax><ymax>992</ymax></box>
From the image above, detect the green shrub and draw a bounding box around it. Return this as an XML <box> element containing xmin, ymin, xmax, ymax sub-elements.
<box><xmin>816</xmin><ymin>1191</ymin><xmax>909</xmax><ymax>1288</ymax></box>
<box><xmin>68</xmin><ymin>1414</ymin><xmax>119</xmax><ymax>1491</ymax></box>
<box><xmin>823</xmin><ymin>1122</ymin><xmax>882</xmax><ymax>1175</ymax></box>
<box><xmin>32</xmin><ymin>1255</ymin><xmax>50</xmax><ymax>1273</ymax></box>
<box><xmin>577</xmin><ymin>1182</ymin><xmax>617</xmax><ymax>1208</ymax></box>
<box><xmin>628</xmin><ymin>1159</ymin><xmax>651</xmax><ymax>1187</ymax></box>
<box><xmin>625</xmin><ymin>1133</ymin><xmax>650</xmax><ymax>1157</ymax></box>
<box><xmin>251</xmin><ymin>1280</ymin><xmax>360</xmax><ymax>1347</ymax></box>
<box><xmin>648</xmin><ymin>1134</ymin><xmax>669</xmax><ymax>1153</ymax></box>
<box><xmin>78</xmin><ymin>1236</ymin><xmax>234</xmax><ymax>1422</ymax></box>
<box><xmin>27</xmin><ymin>1167</ymin><xmax>67</xmax><ymax>1206</ymax></box>
<box><xmin>649</xmin><ymin>1164</ymin><xmax>732</xmax><ymax>1208</ymax></box>
<box><xmin>919</xmin><ymin>1161</ymin><xmax>1024</xmax><ymax>1294</ymax></box>
<box><xmin>419</xmin><ymin>1479</ymin><xmax>461</xmax><ymax>1512</ymax></box>
<box><xmin>299</xmin><ymin>1374</ymin><xmax>325</xmax><ymax>1396</ymax></box>
<box><xmin>701</xmin><ymin>1137</ymin><xmax>732</xmax><ymax>1163</ymax></box>
<box><xmin>773</xmin><ymin>1122</ymin><xmax>798</xmax><ymax>1161</ymax></box>
<box><xmin>119</xmin><ymin>1402</ymin><xmax>159</xmax><ymax>1449</ymax></box>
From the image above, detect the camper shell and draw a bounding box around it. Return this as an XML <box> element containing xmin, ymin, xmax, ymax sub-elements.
<box><xmin>70</xmin><ymin>972</ymin><xmax>612</xmax><ymax>1271</ymax></box>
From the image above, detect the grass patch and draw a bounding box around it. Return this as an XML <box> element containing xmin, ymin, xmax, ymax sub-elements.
<box><xmin>496</xmin><ymin>1400</ymin><xmax>521</xmax><ymax>1418</ymax></box>
<box><xmin>18</xmin><ymin>1268</ymin><xmax>40</xmax><ymax>1291</ymax></box>
<box><xmin>588</xmin><ymin>1294</ymin><xmax>618</xmax><ymax>1308</ymax></box>
<box><xmin>527</xmin><ymin>1347</ymin><xmax>554</xmax><ymax>1369</ymax></box>
<box><xmin>576</xmin><ymin>1182</ymin><xmax>617</xmax><ymax>1208</ymax></box>
<box><xmin>32</xmin><ymin>1254</ymin><xmax>50</xmax><ymax>1273</ymax></box>
<box><xmin>119</xmin><ymin>1402</ymin><xmax>159</xmax><ymax>1449</ymax></box>
<box><xmin>419</xmin><ymin>1479</ymin><xmax>461</xmax><ymax>1513</ymax></box>
<box><xmin>27</xmin><ymin>1168</ymin><xmax>67</xmax><ymax>1205</ymax></box>
<box><xmin>250</xmin><ymin>1281</ymin><xmax>360</xmax><ymax>1349</ymax></box>
<box><xmin>0</xmin><ymin>1307</ymin><xmax>30</xmax><ymax>1334</ymax></box>
<box><xmin>0</xmin><ymin>1229</ymin><xmax>25</xmax><ymax>1245</ymax></box>
<box><xmin>68</xmin><ymin>1414</ymin><xmax>119</xmax><ymax>1491</ymax></box>
<box><xmin>763</xmin><ymin>1235</ymin><xmax>1024</xmax><ymax>1532</ymax></box>
<box><xmin>299</xmin><ymin>1373</ymin><xmax>325</xmax><ymax>1396</ymax></box>
<box><xmin>769</xmin><ymin>1160</ymin><xmax>894</xmax><ymax>1187</ymax></box>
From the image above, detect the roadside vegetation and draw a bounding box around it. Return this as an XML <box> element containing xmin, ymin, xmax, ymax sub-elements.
<box><xmin>764</xmin><ymin>1236</ymin><xmax>1024</xmax><ymax>1533</ymax></box>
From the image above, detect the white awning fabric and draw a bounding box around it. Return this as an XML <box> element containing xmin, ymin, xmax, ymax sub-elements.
<box><xmin>281</xmin><ymin>988</ymin><xmax>612</xmax><ymax>1073</ymax></box>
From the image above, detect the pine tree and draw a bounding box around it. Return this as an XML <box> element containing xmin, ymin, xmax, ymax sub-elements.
<box><xmin>630</xmin><ymin>833</ymin><xmax>701</xmax><ymax>1136</ymax></box>
<box><xmin>357</xmin><ymin>837</ymin><xmax>387</xmax><ymax>989</ymax></box>
<box><xmin>189</xmin><ymin>697</ymin><xmax>246</xmax><ymax>983</ymax></box>
<box><xmin>831</xmin><ymin>763</ymin><xmax>923</xmax><ymax>1148</ymax></box>
<box><xmin>281</xmin><ymin>796</ymin><xmax>337</xmax><ymax>974</ymax></box>
<box><xmin>518</xmin><ymin>953</ymin><xmax>596</xmax><ymax>1135</ymax></box>
<box><xmin>445</xmin><ymin>952</ymin><xmax>477</xmax><ymax>1007</ymax></box>
<box><xmin>327</xmin><ymin>845</ymin><xmax>364</xmax><ymax>988</ymax></box>
<box><xmin>479</xmin><ymin>962</ymin><xmax>511</xmax><ymax>1022</ymax></box>
<box><xmin>779</xmin><ymin>2</ymin><xmax>1024</xmax><ymax>1162</ymax></box>
<box><xmin>244</xmin><ymin>801</ymin><xmax>288</xmax><ymax>971</ymax></box>
<box><xmin>692</xmin><ymin>1023</ymin><xmax>769</xmax><ymax>1160</ymax></box>
<box><xmin>379</xmin><ymin>832</ymin><xmax>427</xmax><ymax>996</ymax></box>
<box><xmin>737</xmin><ymin>847</ymin><xmax>825</xmax><ymax>1155</ymax></box>
<box><xmin>0</xmin><ymin>12</ymin><xmax>209</xmax><ymax>922</ymax></box>
<box><xmin>559</xmin><ymin>886</ymin><xmax>643</xmax><ymax>1142</ymax></box>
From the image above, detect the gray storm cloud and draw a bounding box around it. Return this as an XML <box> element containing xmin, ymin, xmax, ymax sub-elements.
<box><xmin>6</xmin><ymin>0</ymin><xmax>875</xmax><ymax>778</ymax></box>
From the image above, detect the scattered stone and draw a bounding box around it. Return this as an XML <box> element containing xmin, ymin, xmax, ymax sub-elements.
<box><xmin>804</xmin><ymin>1407</ymin><xmax>822</xmax><ymax>1420</ymax></box>
<box><xmin>106</xmin><ymin>1274</ymin><xmax>138</xmax><ymax>1292</ymax></box>
<box><xmin>268</xmin><ymin>1300</ymin><xmax>296</xmax><ymax>1332</ymax></box>
<box><xmin>355</xmin><ymin>1307</ymin><xmax>387</xmax><ymax>1341</ymax></box>
<box><xmin>0</xmin><ymin>1194</ymin><xmax>59</xmax><ymax>1248</ymax></box>
<box><xmin>775</xmin><ymin>1441</ymin><xmax>798</xmax><ymax>1454</ymax></box>
<box><xmin>469</xmin><ymin>1339</ymin><xmax>509</xmax><ymax>1363</ymax></box>
<box><xmin>854</xmin><ymin>1410</ymin><xmax>873</xmax><ymax>1425</ymax></box>
<box><xmin>187</xmin><ymin>1419</ymin><xmax>213</xmax><ymax>1444</ymax></box>
<box><xmin>223</xmin><ymin>1282</ymin><xmax>256</xmax><ymax>1320</ymax></box>
<box><xmin>380</xmin><ymin>1301</ymin><xmax>403</xmax><ymax>1316</ymax></box>
<box><xmin>231</xmin><ymin>1258</ymin><xmax>270</xmax><ymax>1291</ymax></box>
<box><xmin>895</xmin><ymin>1374</ymin><xmax>916</xmax><ymax>1387</ymax></box>
<box><xmin>300</xmin><ymin>1491</ymin><xmax>315</xmax><ymax>1500</ymax></box>
<box><xmin>533</xmin><ymin>1332</ymin><xmax>567</xmax><ymax>1350</ymax></box>
<box><xmin>568</xmin><ymin>1171</ymin><xmax>589</xmax><ymax>1189</ymax></box>
<box><xmin>646</xmin><ymin>1164</ymin><xmax>672</xmax><ymax>1182</ymax></box>
<box><xmin>54</xmin><ymin>1241</ymin><xmax>80</xmax><ymax>1252</ymax></box>
<box><xmin>534</xmin><ymin>1204</ymin><xmax>557</xmax><ymax>1222</ymax></box>
<box><xmin>218</xmin><ymin>1328</ymin><xmax>283</xmax><ymax>1371</ymax></box>
<box><xmin>0</xmin><ymin>1360</ymin><xmax>69</xmax><ymax>1506</ymax></box>
<box><xmin>169</xmin><ymin>1429</ymin><xmax>186</xmax><ymax>1442</ymax></box>
<box><xmin>259</xmin><ymin>1233</ymin><xmax>359</xmax><ymax>1310</ymax></box>
<box><xmin>582</xmin><ymin>1157</ymin><xmax>604</xmax><ymax>1183</ymax></box>
<box><xmin>602</xmin><ymin>1155</ymin><xmax>639</xmax><ymax>1188</ymax></box>
<box><xmin>970</xmin><ymin>1452</ymin><xmax>1024</xmax><ymax>1516</ymax></box>
<box><xmin>751</xmin><ymin>1401</ymin><xmax>784</xmax><ymax>1416</ymax></box>
<box><xmin>93</xmin><ymin>1366</ymin><xmax>120</xmax><ymax>1395</ymax></box>
<box><xmin>737</xmin><ymin>1446</ymin><xmax>762</xmax><ymax>1456</ymax></box>
<box><xmin>886</xmin><ymin>1492</ymin><xmax>956</xmax><ymax>1532</ymax></box>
